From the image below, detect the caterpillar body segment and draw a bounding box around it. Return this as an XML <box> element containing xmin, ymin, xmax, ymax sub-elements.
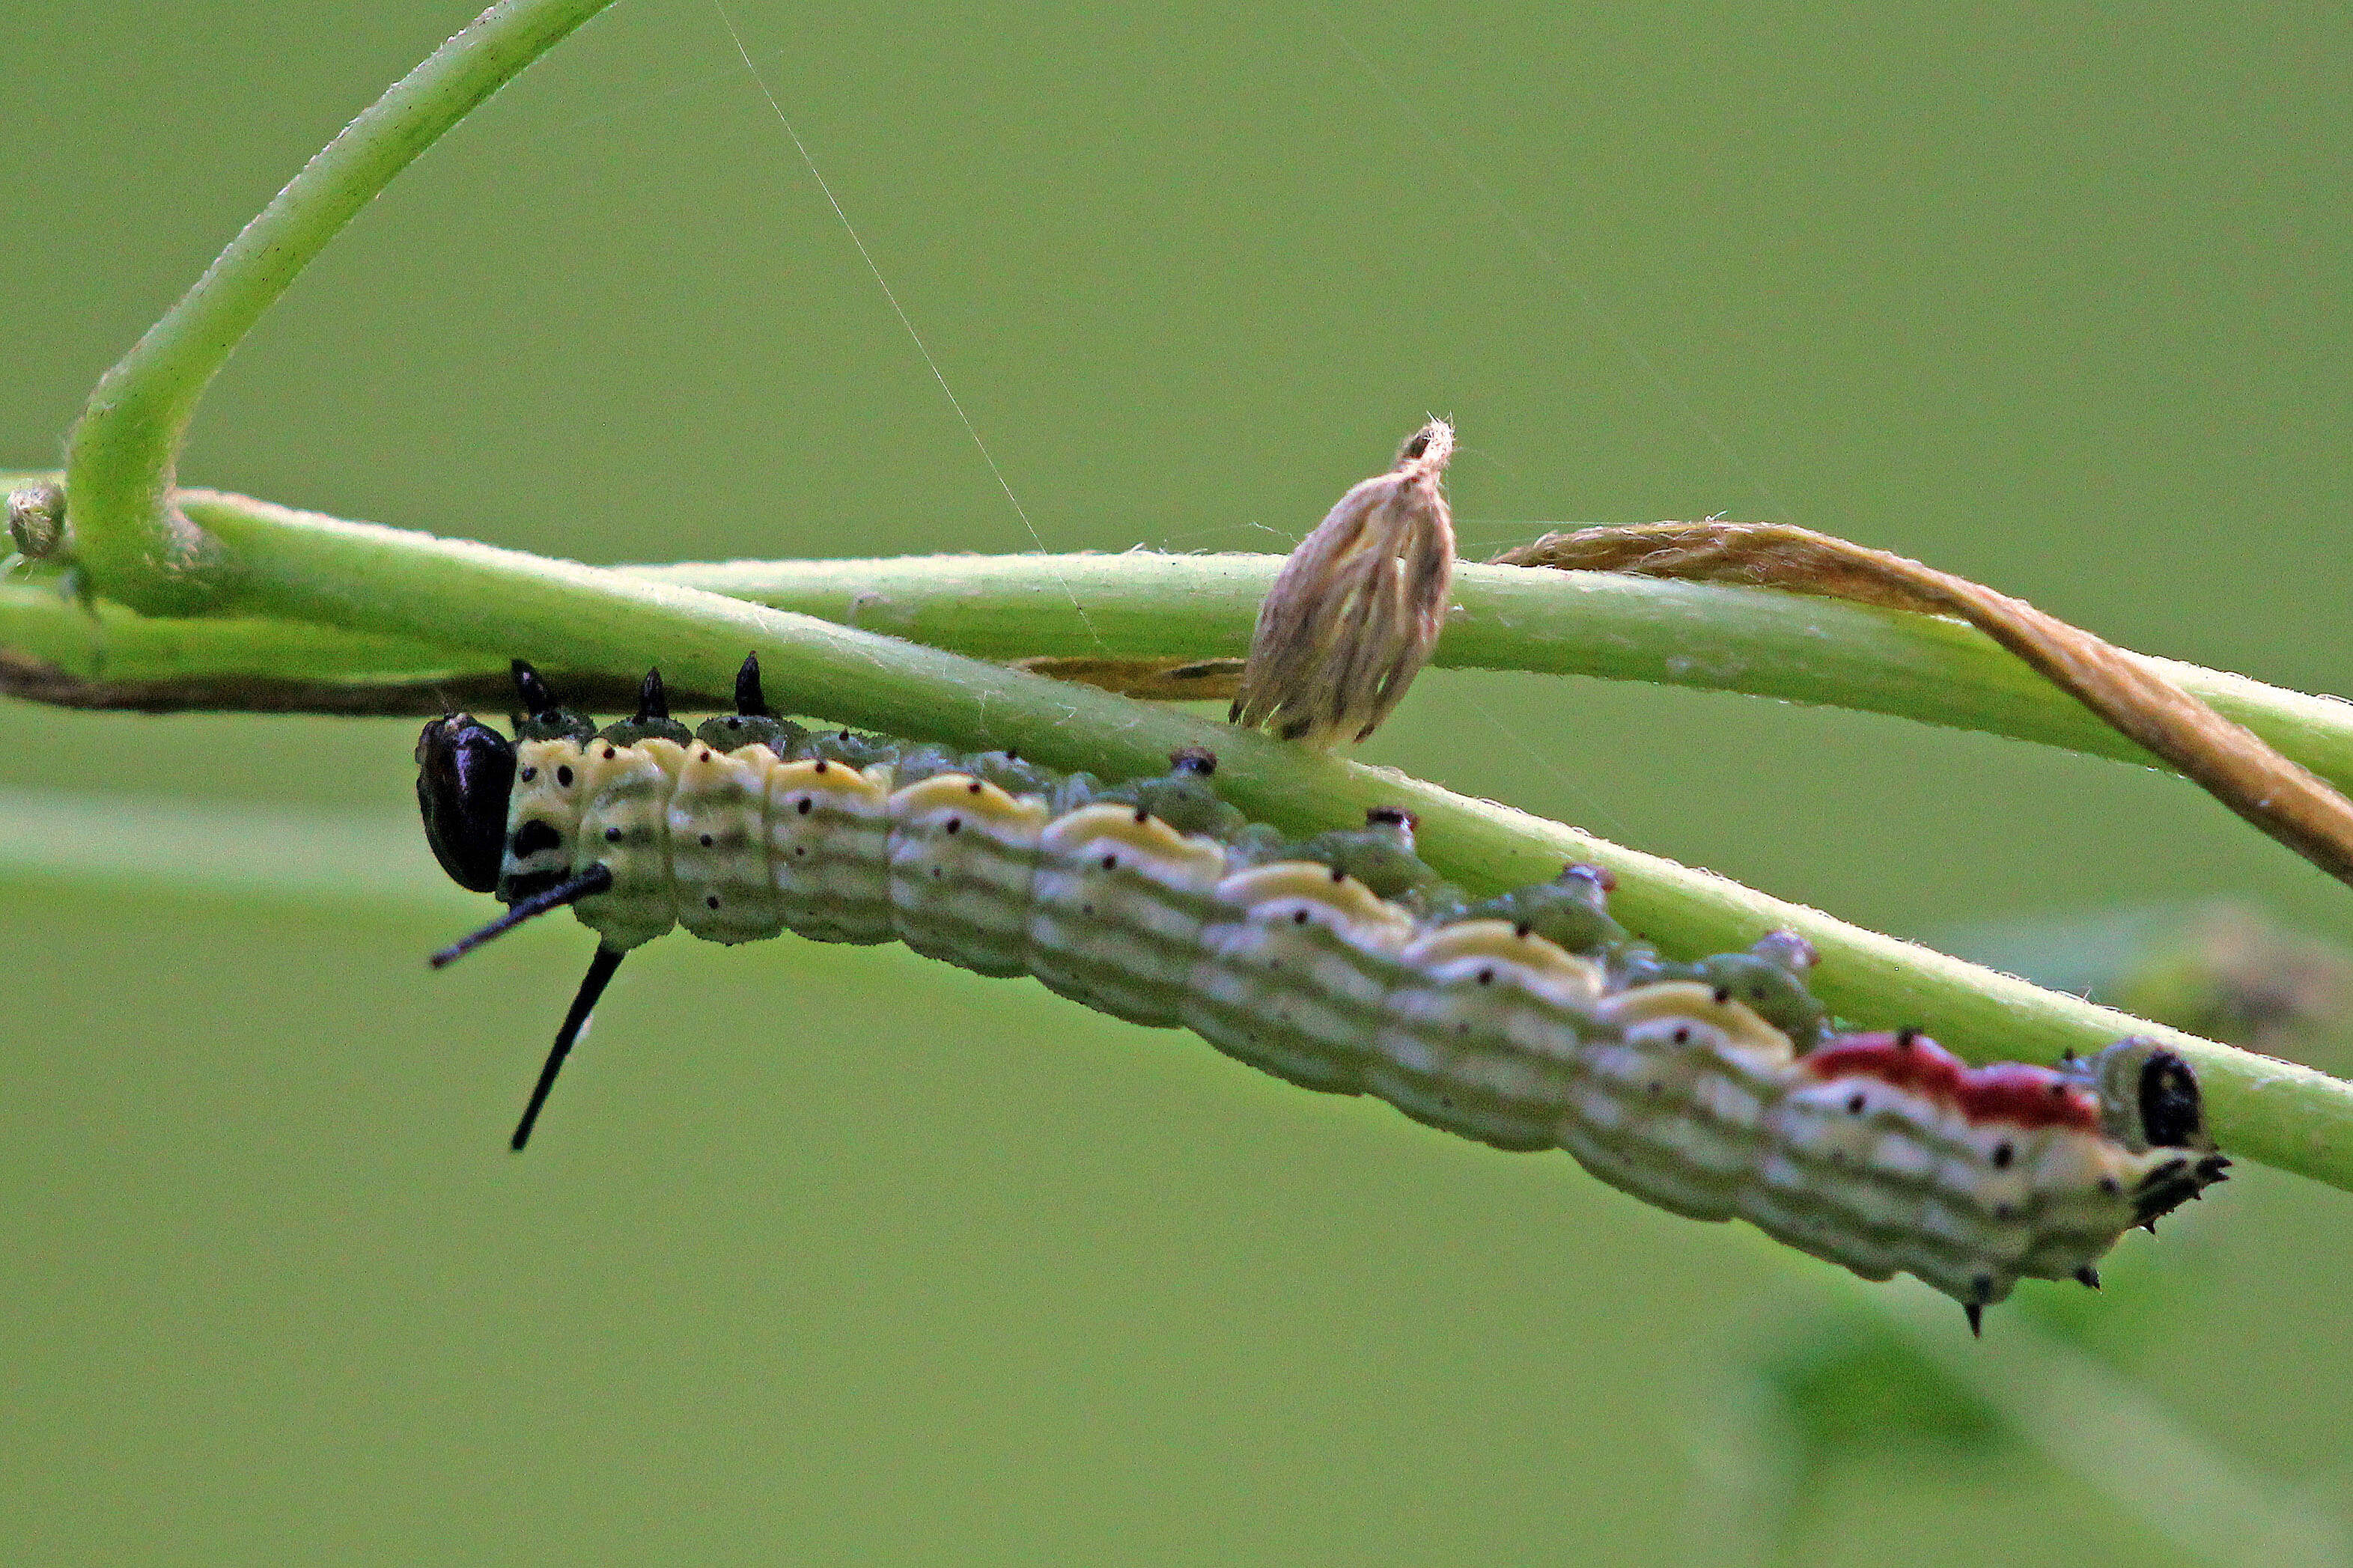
<box><xmin>886</xmin><ymin>771</ymin><xmax>1053</xmax><ymax>977</ymax></box>
<box><xmin>666</xmin><ymin>738</ymin><xmax>787</xmax><ymax>944</ymax></box>
<box><xmin>573</xmin><ymin>733</ymin><xmax>688</xmax><ymax>953</ymax></box>
<box><xmin>418</xmin><ymin>658</ymin><xmax>2229</xmax><ymax>1319</ymax></box>
<box><xmin>766</xmin><ymin>758</ymin><xmax>897</xmax><ymax>945</ymax></box>
<box><xmin>1026</xmin><ymin>803</ymin><xmax>1229</xmax><ymax>1026</ymax></box>
<box><xmin>1184</xmin><ymin>861</ymin><xmax>1419</xmax><ymax>1096</ymax></box>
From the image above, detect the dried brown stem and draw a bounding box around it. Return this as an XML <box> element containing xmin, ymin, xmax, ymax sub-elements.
<box><xmin>1496</xmin><ymin>522</ymin><xmax>2353</xmax><ymax>890</ymax></box>
<box><xmin>1010</xmin><ymin>656</ymin><xmax>1245</xmax><ymax>701</ymax></box>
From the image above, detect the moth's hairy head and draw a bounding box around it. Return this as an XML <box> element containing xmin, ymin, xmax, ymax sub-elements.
<box><xmin>415</xmin><ymin>713</ymin><xmax>517</xmax><ymax>894</ymax></box>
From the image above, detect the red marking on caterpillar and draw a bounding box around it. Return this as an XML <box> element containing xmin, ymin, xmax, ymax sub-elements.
<box><xmin>1804</xmin><ymin>1031</ymin><xmax>2100</xmax><ymax>1133</ymax></box>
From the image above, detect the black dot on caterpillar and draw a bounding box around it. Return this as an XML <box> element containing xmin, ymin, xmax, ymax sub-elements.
<box><xmin>416</xmin><ymin>653</ymin><xmax>2229</xmax><ymax>1320</ymax></box>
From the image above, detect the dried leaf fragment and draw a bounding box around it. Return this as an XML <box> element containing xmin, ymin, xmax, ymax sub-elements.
<box><xmin>1496</xmin><ymin>520</ymin><xmax>2353</xmax><ymax>893</ymax></box>
<box><xmin>1010</xmin><ymin>656</ymin><xmax>1245</xmax><ymax>702</ymax></box>
<box><xmin>1229</xmin><ymin>421</ymin><xmax>1457</xmax><ymax>748</ymax></box>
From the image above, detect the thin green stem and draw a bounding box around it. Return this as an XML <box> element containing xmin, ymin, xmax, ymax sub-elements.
<box><xmin>15</xmin><ymin>483</ymin><xmax>2353</xmax><ymax>800</ymax></box>
<box><xmin>98</xmin><ymin>488</ymin><xmax>2344</xmax><ymax>1196</ymax></box>
<box><xmin>61</xmin><ymin>0</ymin><xmax>618</xmax><ymax>614</ymax></box>
<box><xmin>645</xmin><ymin>553</ymin><xmax>2353</xmax><ymax>793</ymax></box>
<box><xmin>0</xmin><ymin>581</ymin><xmax>457</xmax><ymax>683</ymax></box>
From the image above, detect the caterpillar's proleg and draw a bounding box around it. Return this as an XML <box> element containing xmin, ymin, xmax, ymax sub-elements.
<box><xmin>418</xmin><ymin>656</ymin><xmax>2229</xmax><ymax>1316</ymax></box>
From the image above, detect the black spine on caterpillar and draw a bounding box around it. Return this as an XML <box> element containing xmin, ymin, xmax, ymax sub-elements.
<box><xmin>416</xmin><ymin>656</ymin><xmax>2227</xmax><ymax>1323</ymax></box>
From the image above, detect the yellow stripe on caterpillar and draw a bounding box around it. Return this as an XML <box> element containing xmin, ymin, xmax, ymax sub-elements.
<box><xmin>1028</xmin><ymin>802</ymin><xmax>1231</xmax><ymax>1026</ymax></box>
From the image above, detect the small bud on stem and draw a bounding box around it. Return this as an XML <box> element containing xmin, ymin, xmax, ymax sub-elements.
<box><xmin>7</xmin><ymin>484</ymin><xmax>67</xmax><ymax>559</ymax></box>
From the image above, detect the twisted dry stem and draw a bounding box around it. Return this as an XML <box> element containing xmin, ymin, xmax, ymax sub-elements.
<box><xmin>1500</xmin><ymin>522</ymin><xmax>2353</xmax><ymax>895</ymax></box>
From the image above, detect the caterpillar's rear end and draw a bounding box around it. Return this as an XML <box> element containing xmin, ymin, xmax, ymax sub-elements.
<box><xmin>418</xmin><ymin>656</ymin><xmax>2227</xmax><ymax>1327</ymax></box>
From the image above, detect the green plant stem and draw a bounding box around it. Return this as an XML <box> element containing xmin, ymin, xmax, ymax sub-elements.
<box><xmin>14</xmin><ymin>483</ymin><xmax>2353</xmax><ymax>799</ymax></box>
<box><xmin>628</xmin><ymin>555</ymin><xmax>2353</xmax><ymax>791</ymax></box>
<box><xmin>0</xmin><ymin>583</ymin><xmax>457</xmax><ymax>684</ymax></box>
<box><xmin>55</xmin><ymin>489</ymin><xmax>2324</xmax><ymax>1196</ymax></box>
<box><xmin>60</xmin><ymin>0</ymin><xmax>618</xmax><ymax>615</ymax></box>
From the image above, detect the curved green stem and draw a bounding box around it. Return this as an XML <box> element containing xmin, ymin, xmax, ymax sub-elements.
<box><xmin>62</xmin><ymin>489</ymin><xmax>2328</xmax><ymax>1196</ymax></box>
<box><xmin>645</xmin><ymin>552</ymin><xmax>2353</xmax><ymax>793</ymax></box>
<box><xmin>14</xmin><ymin>483</ymin><xmax>2353</xmax><ymax>801</ymax></box>
<box><xmin>61</xmin><ymin>0</ymin><xmax>618</xmax><ymax>614</ymax></box>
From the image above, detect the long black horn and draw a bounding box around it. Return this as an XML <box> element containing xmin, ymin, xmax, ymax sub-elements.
<box><xmin>428</xmin><ymin>866</ymin><xmax>615</xmax><ymax>968</ymax></box>
<box><xmin>511</xmin><ymin>945</ymin><xmax>625</xmax><ymax>1150</ymax></box>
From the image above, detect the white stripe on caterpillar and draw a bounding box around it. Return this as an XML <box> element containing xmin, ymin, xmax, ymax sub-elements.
<box><xmin>418</xmin><ymin>662</ymin><xmax>2228</xmax><ymax>1324</ymax></box>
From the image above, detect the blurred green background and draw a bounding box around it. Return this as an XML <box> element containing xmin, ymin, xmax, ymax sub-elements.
<box><xmin>4</xmin><ymin>1</ymin><xmax>2350</xmax><ymax>1561</ymax></box>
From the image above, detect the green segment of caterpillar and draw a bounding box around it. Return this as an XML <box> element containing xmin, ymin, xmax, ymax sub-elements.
<box><xmin>418</xmin><ymin>656</ymin><xmax>2226</xmax><ymax>1327</ymax></box>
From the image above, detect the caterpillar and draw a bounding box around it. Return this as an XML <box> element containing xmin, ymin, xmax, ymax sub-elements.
<box><xmin>418</xmin><ymin>656</ymin><xmax>2228</xmax><ymax>1328</ymax></box>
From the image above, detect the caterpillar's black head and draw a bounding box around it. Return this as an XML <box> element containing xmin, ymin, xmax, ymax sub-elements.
<box><xmin>2084</xmin><ymin>1037</ymin><xmax>2217</xmax><ymax>1153</ymax></box>
<box><xmin>2074</xmin><ymin>1036</ymin><xmax>2230</xmax><ymax>1227</ymax></box>
<box><xmin>416</xmin><ymin>713</ymin><xmax>517</xmax><ymax>894</ymax></box>
<box><xmin>2134</xmin><ymin>1049</ymin><xmax>2207</xmax><ymax>1150</ymax></box>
